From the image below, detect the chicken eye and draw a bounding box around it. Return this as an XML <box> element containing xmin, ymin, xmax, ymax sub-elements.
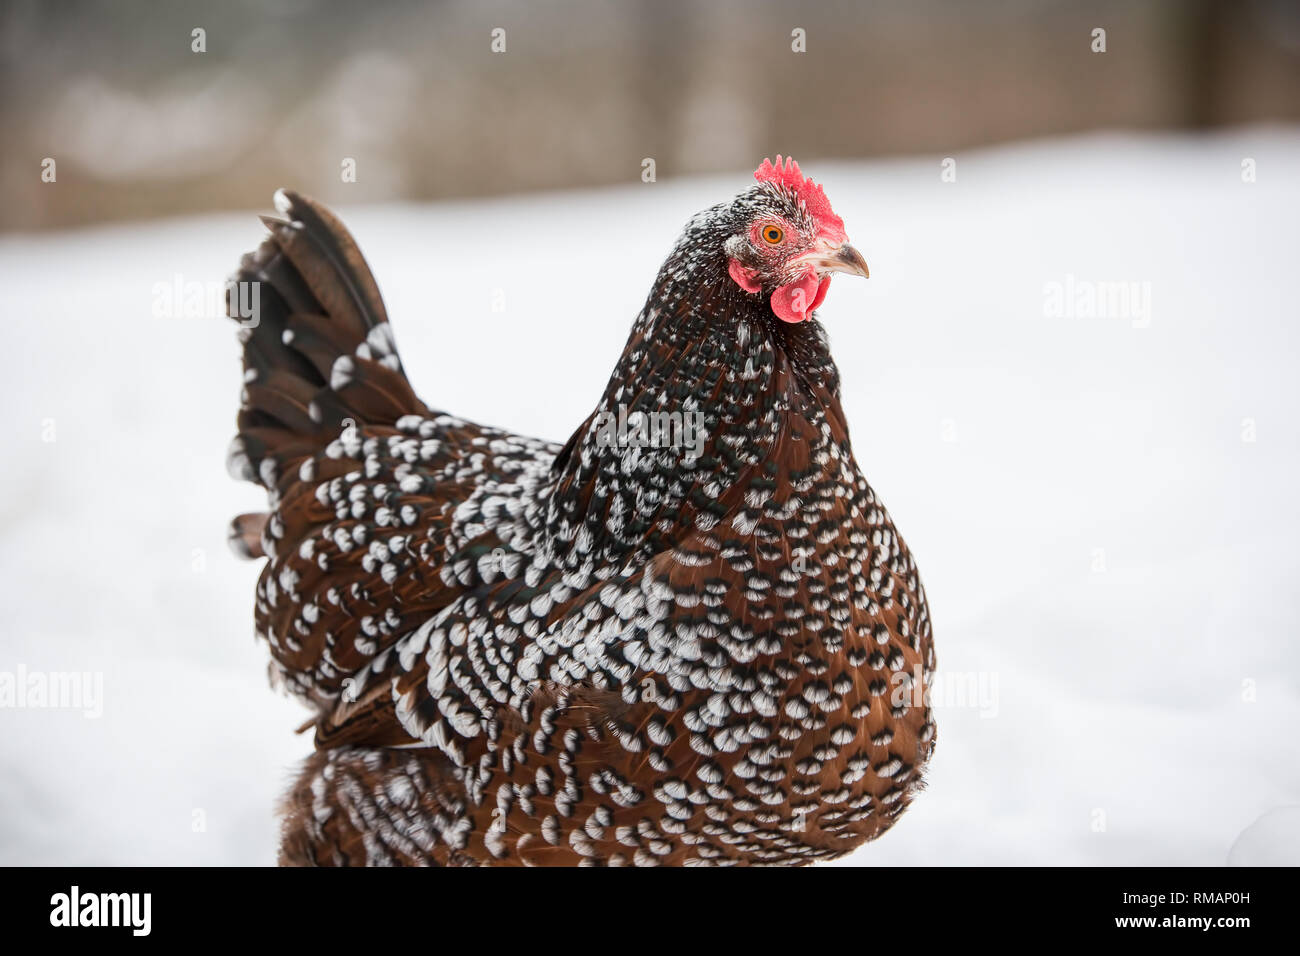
<box><xmin>761</xmin><ymin>224</ymin><xmax>784</xmax><ymax>245</ymax></box>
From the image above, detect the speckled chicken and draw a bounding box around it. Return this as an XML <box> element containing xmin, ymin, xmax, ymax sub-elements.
<box><xmin>225</xmin><ymin>158</ymin><xmax>935</xmax><ymax>866</ymax></box>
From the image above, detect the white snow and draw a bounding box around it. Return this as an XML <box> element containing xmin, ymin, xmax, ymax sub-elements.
<box><xmin>1227</xmin><ymin>807</ymin><xmax>1300</xmax><ymax>866</ymax></box>
<box><xmin>2</xmin><ymin>129</ymin><xmax>1298</xmax><ymax>865</ymax></box>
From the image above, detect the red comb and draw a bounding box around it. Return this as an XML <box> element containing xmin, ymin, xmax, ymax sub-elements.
<box><xmin>754</xmin><ymin>156</ymin><xmax>845</xmax><ymax>240</ymax></box>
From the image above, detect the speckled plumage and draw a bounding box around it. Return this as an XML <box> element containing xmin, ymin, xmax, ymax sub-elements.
<box><xmin>225</xmin><ymin>171</ymin><xmax>935</xmax><ymax>866</ymax></box>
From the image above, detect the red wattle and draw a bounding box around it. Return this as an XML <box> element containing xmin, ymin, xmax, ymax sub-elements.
<box><xmin>809</xmin><ymin>276</ymin><xmax>831</xmax><ymax>312</ymax></box>
<box><xmin>771</xmin><ymin>272</ymin><xmax>828</xmax><ymax>323</ymax></box>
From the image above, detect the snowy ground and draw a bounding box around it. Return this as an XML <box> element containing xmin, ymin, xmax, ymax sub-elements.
<box><xmin>2</xmin><ymin>129</ymin><xmax>1298</xmax><ymax>866</ymax></box>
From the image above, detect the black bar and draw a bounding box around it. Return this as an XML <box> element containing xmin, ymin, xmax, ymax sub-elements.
<box><xmin>0</xmin><ymin>866</ymin><xmax>1284</xmax><ymax>943</ymax></box>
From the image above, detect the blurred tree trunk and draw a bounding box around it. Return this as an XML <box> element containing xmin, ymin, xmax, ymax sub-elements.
<box><xmin>1175</xmin><ymin>0</ymin><xmax>1229</xmax><ymax>127</ymax></box>
<box><xmin>634</xmin><ymin>0</ymin><xmax>694</xmax><ymax>171</ymax></box>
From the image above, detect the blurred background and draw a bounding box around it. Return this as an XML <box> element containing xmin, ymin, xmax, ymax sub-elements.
<box><xmin>2</xmin><ymin>1</ymin><xmax>1299</xmax><ymax>867</ymax></box>
<box><xmin>2</xmin><ymin>0</ymin><xmax>1299</xmax><ymax>232</ymax></box>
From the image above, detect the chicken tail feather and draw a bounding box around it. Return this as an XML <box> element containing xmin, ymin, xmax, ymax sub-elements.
<box><xmin>225</xmin><ymin>189</ymin><xmax>428</xmax><ymax>496</ymax></box>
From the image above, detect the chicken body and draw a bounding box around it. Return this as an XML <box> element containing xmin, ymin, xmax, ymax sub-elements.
<box><xmin>227</xmin><ymin>168</ymin><xmax>935</xmax><ymax>866</ymax></box>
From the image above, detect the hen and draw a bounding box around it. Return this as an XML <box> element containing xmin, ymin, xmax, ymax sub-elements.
<box><xmin>225</xmin><ymin>158</ymin><xmax>936</xmax><ymax>866</ymax></box>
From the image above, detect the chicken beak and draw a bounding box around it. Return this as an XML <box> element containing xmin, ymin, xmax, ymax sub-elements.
<box><xmin>831</xmin><ymin>243</ymin><xmax>869</xmax><ymax>278</ymax></box>
<box><xmin>795</xmin><ymin>242</ymin><xmax>869</xmax><ymax>279</ymax></box>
